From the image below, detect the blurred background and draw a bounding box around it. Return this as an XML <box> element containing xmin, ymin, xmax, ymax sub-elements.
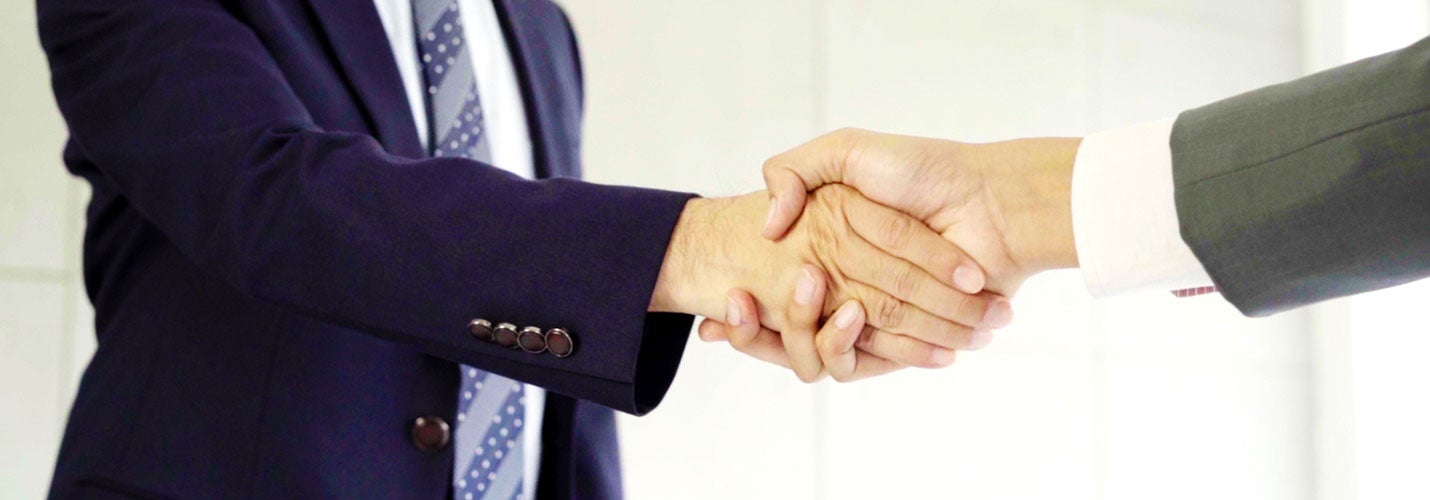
<box><xmin>2</xmin><ymin>0</ymin><xmax>1428</xmax><ymax>498</ymax></box>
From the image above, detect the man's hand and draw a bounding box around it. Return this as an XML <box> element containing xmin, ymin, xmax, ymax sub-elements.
<box><xmin>760</xmin><ymin>128</ymin><xmax>1083</xmax><ymax>295</ymax></box>
<box><xmin>696</xmin><ymin>269</ymin><xmax>914</xmax><ymax>382</ymax></box>
<box><xmin>649</xmin><ymin>186</ymin><xmax>1010</xmax><ymax>382</ymax></box>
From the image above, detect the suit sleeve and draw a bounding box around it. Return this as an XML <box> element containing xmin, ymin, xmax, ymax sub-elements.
<box><xmin>1170</xmin><ymin>36</ymin><xmax>1430</xmax><ymax>317</ymax></box>
<box><xmin>38</xmin><ymin>0</ymin><xmax>694</xmax><ymax>415</ymax></box>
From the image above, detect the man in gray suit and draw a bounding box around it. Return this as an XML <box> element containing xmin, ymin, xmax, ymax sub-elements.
<box><xmin>702</xmin><ymin>36</ymin><xmax>1429</xmax><ymax>380</ymax></box>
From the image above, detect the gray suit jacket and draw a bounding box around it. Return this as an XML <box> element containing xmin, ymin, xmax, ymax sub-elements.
<box><xmin>1171</xmin><ymin>36</ymin><xmax>1430</xmax><ymax>317</ymax></box>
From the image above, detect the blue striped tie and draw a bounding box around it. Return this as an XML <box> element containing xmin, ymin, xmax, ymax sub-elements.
<box><xmin>412</xmin><ymin>1</ymin><xmax>525</xmax><ymax>498</ymax></box>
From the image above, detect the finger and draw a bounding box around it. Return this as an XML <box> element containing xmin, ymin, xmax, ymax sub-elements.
<box><xmin>856</xmin><ymin>326</ymin><xmax>960</xmax><ymax>369</ymax></box>
<box><xmin>845</xmin><ymin>345</ymin><xmax>906</xmax><ymax>381</ymax></box>
<box><xmin>710</xmin><ymin>322</ymin><xmax>794</xmax><ymax>369</ymax></box>
<box><xmin>696</xmin><ymin>317</ymin><xmax>729</xmax><ymax>342</ymax></box>
<box><xmin>716</xmin><ymin>290</ymin><xmax>794</xmax><ymax>369</ymax></box>
<box><xmin>841</xmin><ymin>197</ymin><xmax>986</xmax><ymax>294</ymax></box>
<box><xmin>783</xmin><ymin>265</ymin><xmax>830</xmax><ymax>383</ymax></box>
<box><xmin>817</xmin><ymin>300</ymin><xmax>860</xmax><ymax>380</ymax></box>
<box><xmin>761</xmin><ymin>129</ymin><xmax>864</xmax><ymax>239</ymax></box>
<box><xmin>723</xmin><ymin>289</ymin><xmax>763</xmax><ymax>346</ymax></box>
<box><xmin>848</xmin><ymin>280</ymin><xmax>984</xmax><ymax>354</ymax></box>
<box><xmin>815</xmin><ymin>302</ymin><xmax>914</xmax><ymax>381</ymax></box>
<box><xmin>817</xmin><ymin>300</ymin><xmax>864</xmax><ymax>381</ymax></box>
<box><xmin>837</xmin><ymin>233</ymin><xmax>996</xmax><ymax>330</ymax></box>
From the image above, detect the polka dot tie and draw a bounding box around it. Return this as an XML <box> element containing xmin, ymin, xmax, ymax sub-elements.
<box><xmin>451</xmin><ymin>368</ymin><xmax>526</xmax><ymax>500</ymax></box>
<box><xmin>411</xmin><ymin>1</ymin><xmax>525</xmax><ymax>498</ymax></box>
<box><xmin>415</xmin><ymin>0</ymin><xmax>493</xmax><ymax>161</ymax></box>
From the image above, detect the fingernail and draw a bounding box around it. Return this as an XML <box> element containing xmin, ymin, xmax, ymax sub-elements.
<box><xmin>833</xmin><ymin>302</ymin><xmax>860</xmax><ymax>329</ymax></box>
<box><xmin>763</xmin><ymin>200</ymin><xmax>778</xmax><ymax>230</ymax></box>
<box><xmin>726</xmin><ymin>296</ymin><xmax>744</xmax><ymax>326</ymax></box>
<box><xmin>952</xmin><ymin>265</ymin><xmax>985</xmax><ymax>294</ymax></box>
<box><xmin>795</xmin><ymin>268</ymin><xmax>817</xmax><ymax>305</ymax></box>
<box><xmin>931</xmin><ymin>348</ymin><xmax>957</xmax><ymax>367</ymax></box>
<box><xmin>967</xmin><ymin>329</ymin><xmax>994</xmax><ymax>350</ymax></box>
<box><xmin>982</xmin><ymin>299</ymin><xmax>1013</xmax><ymax>328</ymax></box>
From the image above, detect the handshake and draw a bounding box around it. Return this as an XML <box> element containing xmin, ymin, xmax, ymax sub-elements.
<box><xmin>648</xmin><ymin>129</ymin><xmax>1084</xmax><ymax>382</ymax></box>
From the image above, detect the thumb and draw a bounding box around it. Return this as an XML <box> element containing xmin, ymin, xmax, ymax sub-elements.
<box><xmin>760</xmin><ymin>128</ymin><xmax>863</xmax><ymax>239</ymax></box>
<box><xmin>760</xmin><ymin>167</ymin><xmax>809</xmax><ymax>240</ymax></box>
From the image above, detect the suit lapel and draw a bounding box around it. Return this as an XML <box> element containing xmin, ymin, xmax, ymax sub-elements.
<box><xmin>305</xmin><ymin>0</ymin><xmax>426</xmax><ymax>158</ymax></box>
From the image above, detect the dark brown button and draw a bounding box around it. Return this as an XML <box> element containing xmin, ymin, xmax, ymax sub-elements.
<box><xmin>410</xmin><ymin>416</ymin><xmax>450</xmax><ymax>453</ymax></box>
<box><xmin>493</xmin><ymin>323</ymin><xmax>520</xmax><ymax>349</ymax></box>
<box><xmin>518</xmin><ymin>326</ymin><xmax>547</xmax><ymax>353</ymax></box>
<box><xmin>467</xmin><ymin>319</ymin><xmax>493</xmax><ymax>342</ymax></box>
<box><xmin>546</xmin><ymin>328</ymin><xmax>574</xmax><ymax>358</ymax></box>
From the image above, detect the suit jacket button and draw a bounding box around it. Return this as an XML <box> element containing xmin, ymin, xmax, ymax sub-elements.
<box><xmin>410</xmin><ymin>416</ymin><xmax>450</xmax><ymax>453</ymax></box>
<box><xmin>546</xmin><ymin>328</ymin><xmax>574</xmax><ymax>358</ymax></box>
<box><xmin>494</xmin><ymin>323</ymin><xmax>520</xmax><ymax>349</ymax></box>
<box><xmin>468</xmin><ymin>319</ymin><xmax>493</xmax><ymax>342</ymax></box>
<box><xmin>518</xmin><ymin>326</ymin><xmax>547</xmax><ymax>353</ymax></box>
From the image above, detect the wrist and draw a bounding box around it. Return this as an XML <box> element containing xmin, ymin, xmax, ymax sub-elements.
<box><xmin>649</xmin><ymin>196</ymin><xmax>741</xmax><ymax>317</ymax></box>
<box><xmin>982</xmin><ymin>137</ymin><xmax>1082</xmax><ymax>273</ymax></box>
<box><xmin>649</xmin><ymin>193</ymin><xmax>786</xmax><ymax>323</ymax></box>
<box><xmin>650</xmin><ymin>198</ymin><xmax>707</xmax><ymax>314</ymax></box>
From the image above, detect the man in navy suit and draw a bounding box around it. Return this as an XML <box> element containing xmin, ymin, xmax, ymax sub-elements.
<box><xmin>38</xmin><ymin>0</ymin><xmax>1013</xmax><ymax>497</ymax></box>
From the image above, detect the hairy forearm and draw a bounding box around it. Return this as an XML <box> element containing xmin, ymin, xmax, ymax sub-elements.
<box><xmin>649</xmin><ymin>195</ymin><xmax>775</xmax><ymax>319</ymax></box>
<box><xmin>649</xmin><ymin>197</ymin><xmax>716</xmax><ymax>315</ymax></box>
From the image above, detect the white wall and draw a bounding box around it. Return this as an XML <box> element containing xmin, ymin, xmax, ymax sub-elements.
<box><xmin>561</xmin><ymin>0</ymin><xmax>1314</xmax><ymax>499</ymax></box>
<box><xmin>0</xmin><ymin>1</ymin><xmax>94</xmax><ymax>498</ymax></box>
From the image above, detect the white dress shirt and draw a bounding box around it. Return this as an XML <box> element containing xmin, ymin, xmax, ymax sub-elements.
<box><xmin>1071</xmin><ymin>118</ymin><xmax>1215</xmax><ymax>296</ymax></box>
<box><xmin>371</xmin><ymin>0</ymin><xmax>544</xmax><ymax>493</ymax></box>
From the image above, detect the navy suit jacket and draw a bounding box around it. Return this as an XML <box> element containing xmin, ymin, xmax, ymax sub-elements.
<box><xmin>38</xmin><ymin>0</ymin><xmax>695</xmax><ymax>498</ymax></box>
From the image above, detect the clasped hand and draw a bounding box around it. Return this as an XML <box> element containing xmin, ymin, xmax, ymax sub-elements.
<box><xmin>659</xmin><ymin>128</ymin><xmax>1082</xmax><ymax>382</ymax></box>
<box><xmin>650</xmin><ymin>176</ymin><xmax>1015</xmax><ymax>382</ymax></box>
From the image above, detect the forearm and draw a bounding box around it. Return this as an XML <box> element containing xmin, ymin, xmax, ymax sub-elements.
<box><xmin>649</xmin><ymin>197</ymin><xmax>717</xmax><ymax>316</ymax></box>
<box><xmin>977</xmin><ymin>137</ymin><xmax>1082</xmax><ymax>274</ymax></box>
<box><xmin>650</xmin><ymin>195</ymin><xmax>792</xmax><ymax>323</ymax></box>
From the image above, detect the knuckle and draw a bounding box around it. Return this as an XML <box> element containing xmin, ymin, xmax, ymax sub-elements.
<box><xmin>874</xmin><ymin>297</ymin><xmax>906</xmax><ymax>329</ymax></box>
<box><xmin>808</xmin><ymin>230</ymin><xmax>840</xmax><ymax>268</ymax></box>
<box><xmin>881</xmin><ymin>216</ymin><xmax>913</xmax><ymax>250</ymax></box>
<box><xmin>796</xmin><ymin>368</ymin><xmax>822</xmax><ymax>384</ymax></box>
<box><xmin>805</xmin><ymin>213</ymin><xmax>846</xmax><ymax>263</ymax></box>
<box><xmin>815</xmin><ymin>334</ymin><xmax>839</xmax><ymax>357</ymax></box>
<box><xmin>892</xmin><ymin>265</ymin><xmax>920</xmax><ymax>298</ymax></box>
<box><xmin>830</xmin><ymin>127</ymin><xmax>865</xmax><ymax>142</ymax></box>
<box><xmin>822</xmin><ymin>182</ymin><xmax>857</xmax><ymax>202</ymax></box>
<box><xmin>810</xmin><ymin>184</ymin><xmax>846</xmax><ymax>211</ymax></box>
<box><xmin>761</xmin><ymin>156</ymin><xmax>788</xmax><ymax>177</ymax></box>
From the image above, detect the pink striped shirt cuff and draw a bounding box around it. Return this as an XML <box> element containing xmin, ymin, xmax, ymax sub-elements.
<box><xmin>1171</xmin><ymin>286</ymin><xmax>1219</xmax><ymax>298</ymax></box>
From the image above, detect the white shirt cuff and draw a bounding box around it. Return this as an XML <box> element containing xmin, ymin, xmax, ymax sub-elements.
<box><xmin>1071</xmin><ymin>118</ymin><xmax>1214</xmax><ymax>296</ymax></box>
